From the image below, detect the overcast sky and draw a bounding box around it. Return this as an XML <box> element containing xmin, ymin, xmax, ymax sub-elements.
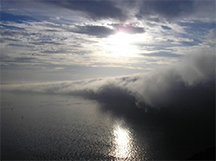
<box><xmin>1</xmin><ymin>0</ymin><xmax>215</xmax><ymax>83</ymax></box>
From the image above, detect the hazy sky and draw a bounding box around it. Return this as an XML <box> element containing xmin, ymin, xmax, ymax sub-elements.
<box><xmin>1</xmin><ymin>0</ymin><xmax>215</xmax><ymax>83</ymax></box>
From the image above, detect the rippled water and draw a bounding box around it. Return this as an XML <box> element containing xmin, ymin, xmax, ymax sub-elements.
<box><xmin>1</xmin><ymin>92</ymin><xmax>215</xmax><ymax>160</ymax></box>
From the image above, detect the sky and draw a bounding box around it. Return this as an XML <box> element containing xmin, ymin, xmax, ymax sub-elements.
<box><xmin>1</xmin><ymin>0</ymin><xmax>215</xmax><ymax>83</ymax></box>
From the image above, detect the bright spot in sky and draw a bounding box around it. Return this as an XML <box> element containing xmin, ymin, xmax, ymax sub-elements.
<box><xmin>101</xmin><ymin>32</ymin><xmax>140</xmax><ymax>57</ymax></box>
<box><xmin>111</xmin><ymin>124</ymin><xmax>132</xmax><ymax>159</ymax></box>
<box><xmin>109</xmin><ymin>32</ymin><xmax>133</xmax><ymax>46</ymax></box>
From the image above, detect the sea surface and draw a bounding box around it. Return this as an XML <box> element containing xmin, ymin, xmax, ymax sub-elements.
<box><xmin>1</xmin><ymin>92</ymin><xmax>215</xmax><ymax>160</ymax></box>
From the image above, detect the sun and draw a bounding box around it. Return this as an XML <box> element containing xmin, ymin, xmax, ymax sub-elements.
<box><xmin>108</xmin><ymin>32</ymin><xmax>133</xmax><ymax>46</ymax></box>
<box><xmin>101</xmin><ymin>31</ymin><xmax>139</xmax><ymax>57</ymax></box>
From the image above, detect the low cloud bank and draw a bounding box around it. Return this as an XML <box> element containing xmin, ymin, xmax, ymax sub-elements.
<box><xmin>2</xmin><ymin>53</ymin><xmax>215</xmax><ymax>111</ymax></box>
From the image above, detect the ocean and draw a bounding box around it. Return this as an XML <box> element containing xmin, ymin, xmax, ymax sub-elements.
<box><xmin>1</xmin><ymin>92</ymin><xmax>215</xmax><ymax>160</ymax></box>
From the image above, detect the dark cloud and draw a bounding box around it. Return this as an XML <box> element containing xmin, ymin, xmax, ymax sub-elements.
<box><xmin>71</xmin><ymin>24</ymin><xmax>145</xmax><ymax>37</ymax></box>
<box><xmin>30</xmin><ymin>41</ymin><xmax>62</xmax><ymax>46</ymax></box>
<box><xmin>45</xmin><ymin>0</ymin><xmax>126</xmax><ymax>20</ymax></box>
<box><xmin>151</xmin><ymin>0</ymin><xmax>194</xmax><ymax>18</ymax></box>
<box><xmin>73</xmin><ymin>25</ymin><xmax>114</xmax><ymax>38</ymax></box>
<box><xmin>44</xmin><ymin>0</ymin><xmax>213</xmax><ymax>22</ymax></box>
<box><xmin>39</xmin><ymin>0</ymin><xmax>215</xmax><ymax>26</ymax></box>
<box><xmin>111</xmin><ymin>24</ymin><xmax>145</xmax><ymax>34</ymax></box>
<box><xmin>15</xmin><ymin>57</ymin><xmax>37</xmax><ymax>63</ymax></box>
<box><xmin>142</xmin><ymin>52</ymin><xmax>181</xmax><ymax>58</ymax></box>
<box><xmin>2</xmin><ymin>0</ymin><xmax>215</xmax><ymax>25</ymax></box>
<box><xmin>6</xmin><ymin>43</ymin><xmax>33</xmax><ymax>48</ymax></box>
<box><xmin>1</xmin><ymin>0</ymin><xmax>216</xmax><ymax>22</ymax></box>
<box><xmin>137</xmin><ymin>0</ymin><xmax>194</xmax><ymax>21</ymax></box>
<box><xmin>161</xmin><ymin>25</ymin><xmax>172</xmax><ymax>30</ymax></box>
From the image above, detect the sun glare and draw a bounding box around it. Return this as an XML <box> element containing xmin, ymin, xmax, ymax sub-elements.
<box><xmin>109</xmin><ymin>32</ymin><xmax>132</xmax><ymax>46</ymax></box>
<box><xmin>110</xmin><ymin>124</ymin><xmax>133</xmax><ymax>159</ymax></box>
<box><xmin>101</xmin><ymin>32</ymin><xmax>139</xmax><ymax>57</ymax></box>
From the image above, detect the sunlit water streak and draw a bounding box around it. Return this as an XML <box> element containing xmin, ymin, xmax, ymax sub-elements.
<box><xmin>110</xmin><ymin>123</ymin><xmax>134</xmax><ymax>159</ymax></box>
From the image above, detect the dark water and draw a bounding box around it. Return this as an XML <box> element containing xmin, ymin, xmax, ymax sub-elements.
<box><xmin>1</xmin><ymin>92</ymin><xmax>215</xmax><ymax>160</ymax></box>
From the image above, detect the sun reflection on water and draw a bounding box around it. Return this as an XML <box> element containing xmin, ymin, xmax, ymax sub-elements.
<box><xmin>110</xmin><ymin>124</ymin><xmax>133</xmax><ymax>159</ymax></box>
